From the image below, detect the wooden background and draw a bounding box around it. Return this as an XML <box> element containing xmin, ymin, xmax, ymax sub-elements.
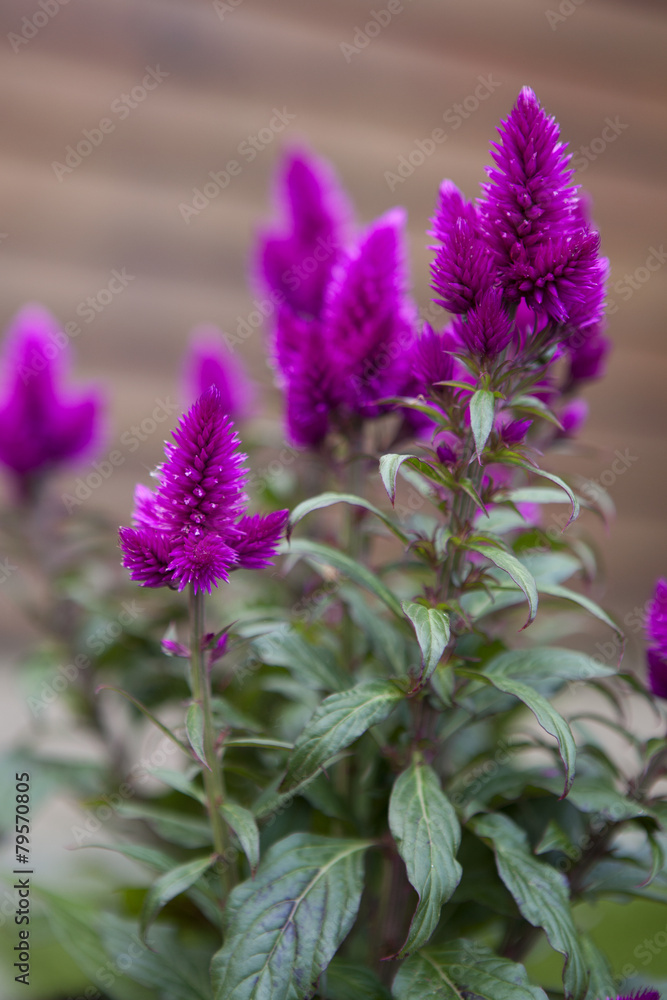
<box><xmin>0</xmin><ymin>0</ymin><xmax>665</xmax><ymax>648</ymax></box>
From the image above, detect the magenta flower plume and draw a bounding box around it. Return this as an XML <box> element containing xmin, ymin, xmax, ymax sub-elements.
<box><xmin>454</xmin><ymin>287</ymin><xmax>513</xmax><ymax>358</ymax></box>
<box><xmin>0</xmin><ymin>304</ymin><xmax>102</xmax><ymax>498</ymax></box>
<box><xmin>257</xmin><ymin>148</ymin><xmax>351</xmax><ymax>318</ymax></box>
<box><xmin>184</xmin><ymin>326</ymin><xmax>255</xmax><ymax>421</ymax></box>
<box><xmin>119</xmin><ymin>387</ymin><xmax>288</xmax><ymax>594</ymax></box>
<box><xmin>612</xmin><ymin>992</ymin><xmax>660</xmax><ymax>1000</ymax></box>
<box><xmin>431</xmin><ymin>215</ymin><xmax>496</xmax><ymax>315</ymax></box>
<box><xmin>408</xmin><ymin>324</ymin><xmax>455</xmax><ymax>394</ymax></box>
<box><xmin>645</xmin><ymin>579</ymin><xmax>667</xmax><ymax>699</ymax></box>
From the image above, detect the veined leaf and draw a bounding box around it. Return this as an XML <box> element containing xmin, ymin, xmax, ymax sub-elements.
<box><xmin>388</xmin><ymin>759</ymin><xmax>462</xmax><ymax>954</ymax></box>
<box><xmin>252</xmin><ymin>630</ymin><xmax>348</xmax><ymax>692</ymax></box>
<box><xmin>139</xmin><ymin>853</ymin><xmax>217</xmax><ymax>942</ymax></box>
<box><xmin>392</xmin><ymin>938</ymin><xmax>548</xmax><ymax>1000</ymax></box>
<box><xmin>471</xmin><ymin>813</ymin><xmax>588</xmax><ymax>1000</ymax></box>
<box><xmin>284</xmin><ymin>680</ymin><xmax>403</xmax><ymax>789</ymax></box>
<box><xmin>466</xmin><ymin>542</ymin><xmax>538</xmax><ymax>630</ymax></box>
<box><xmin>288</xmin><ymin>491</ymin><xmax>408</xmax><ymax>543</ymax></box>
<box><xmin>403</xmin><ymin>601</ymin><xmax>450</xmax><ymax>684</ymax></box>
<box><xmin>469</xmin><ymin>388</ymin><xmax>495</xmax><ymax>460</ymax></box>
<box><xmin>283</xmin><ymin>538</ymin><xmax>403</xmax><ymax>618</ymax></box>
<box><xmin>461</xmin><ymin>669</ymin><xmax>576</xmax><ymax>796</ymax></box>
<box><xmin>379</xmin><ymin>453</ymin><xmax>418</xmax><ymax>504</ymax></box>
<box><xmin>484</xmin><ymin>647</ymin><xmax>616</xmax><ymax>683</ymax></box>
<box><xmin>211</xmin><ymin>833</ymin><xmax>370</xmax><ymax>1000</ymax></box>
<box><xmin>219</xmin><ymin>799</ymin><xmax>260</xmax><ymax>873</ymax></box>
<box><xmin>498</xmin><ymin>455</ymin><xmax>580</xmax><ymax>528</ymax></box>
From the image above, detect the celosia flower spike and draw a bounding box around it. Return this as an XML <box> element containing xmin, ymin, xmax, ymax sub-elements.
<box><xmin>184</xmin><ymin>326</ymin><xmax>255</xmax><ymax>421</ymax></box>
<box><xmin>645</xmin><ymin>579</ymin><xmax>667</xmax><ymax>699</ymax></box>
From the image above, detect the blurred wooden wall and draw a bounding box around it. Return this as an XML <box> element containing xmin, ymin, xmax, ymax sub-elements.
<box><xmin>0</xmin><ymin>0</ymin><xmax>665</xmax><ymax>643</ymax></box>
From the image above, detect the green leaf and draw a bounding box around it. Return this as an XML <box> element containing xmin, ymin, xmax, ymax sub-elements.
<box><xmin>403</xmin><ymin>602</ymin><xmax>450</xmax><ymax>684</ymax></box>
<box><xmin>224</xmin><ymin>737</ymin><xmax>294</xmax><ymax>751</ymax></box>
<box><xmin>392</xmin><ymin>938</ymin><xmax>548</xmax><ymax>1000</ymax></box>
<box><xmin>284</xmin><ymin>680</ymin><xmax>403</xmax><ymax>789</ymax></box>
<box><xmin>466</xmin><ymin>542</ymin><xmax>538</xmax><ymax>630</ymax></box>
<box><xmin>581</xmin><ymin>934</ymin><xmax>617</xmax><ymax>1000</ymax></box>
<box><xmin>219</xmin><ymin>799</ymin><xmax>260</xmax><ymax>874</ymax></box>
<box><xmin>509</xmin><ymin>393</ymin><xmax>563</xmax><ymax>428</ymax></box>
<box><xmin>186</xmin><ymin>702</ymin><xmax>210</xmax><ymax>770</ymax></box>
<box><xmin>150</xmin><ymin>767</ymin><xmax>207</xmax><ymax>803</ymax></box>
<box><xmin>325</xmin><ymin>959</ymin><xmax>391</xmax><ymax>999</ymax></box>
<box><xmin>505</xmin><ymin>486</ymin><xmax>579</xmax><ymax>506</ymax></box>
<box><xmin>252</xmin><ymin>629</ymin><xmax>349</xmax><ymax>692</ymax></box>
<box><xmin>379</xmin><ymin>454</ymin><xmax>417</xmax><ymax>504</ymax></box>
<box><xmin>498</xmin><ymin>456</ymin><xmax>580</xmax><ymax>528</ymax></box>
<box><xmin>538</xmin><ymin>583</ymin><xmax>622</xmax><ymax>644</ymax></box>
<box><xmin>139</xmin><ymin>853</ymin><xmax>217</xmax><ymax>942</ymax></box>
<box><xmin>95</xmin><ymin>685</ymin><xmax>190</xmax><ymax>755</ymax></box>
<box><xmin>115</xmin><ymin>801</ymin><xmax>212</xmax><ymax>848</ymax></box>
<box><xmin>388</xmin><ymin>759</ymin><xmax>462</xmax><ymax>954</ymax></box>
<box><xmin>484</xmin><ymin>647</ymin><xmax>616</xmax><ymax>683</ymax></box>
<box><xmin>462</xmin><ymin>670</ymin><xmax>576</xmax><ymax>795</ymax></box>
<box><xmin>469</xmin><ymin>388</ymin><xmax>495</xmax><ymax>459</ymax></box>
<box><xmin>288</xmin><ymin>491</ymin><xmax>408</xmax><ymax>543</ymax></box>
<box><xmin>284</xmin><ymin>538</ymin><xmax>403</xmax><ymax>618</ymax></box>
<box><xmin>471</xmin><ymin>813</ymin><xmax>588</xmax><ymax>1000</ymax></box>
<box><xmin>211</xmin><ymin>833</ymin><xmax>370</xmax><ymax>1000</ymax></box>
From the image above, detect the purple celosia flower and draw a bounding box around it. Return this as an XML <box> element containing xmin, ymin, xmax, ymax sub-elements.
<box><xmin>611</xmin><ymin>991</ymin><xmax>660</xmax><ymax>1000</ymax></box>
<box><xmin>558</xmin><ymin>398</ymin><xmax>588</xmax><ymax>438</ymax></box>
<box><xmin>645</xmin><ymin>579</ymin><xmax>667</xmax><ymax>699</ymax></box>
<box><xmin>453</xmin><ymin>287</ymin><xmax>513</xmax><ymax>357</ymax></box>
<box><xmin>431</xmin><ymin>215</ymin><xmax>496</xmax><ymax>315</ymax></box>
<box><xmin>184</xmin><ymin>326</ymin><xmax>255</xmax><ymax>420</ymax></box>
<box><xmin>408</xmin><ymin>324</ymin><xmax>456</xmax><ymax>394</ymax></box>
<box><xmin>0</xmin><ymin>304</ymin><xmax>102</xmax><ymax>498</ymax></box>
<box><xmin>568</xmin><ymin>331</ymin><xmax>611</xmax><ymax>384</ymax></box>
<box><xmin>256</xmin><ymin>148</ymin><xmax>351</xmax><ymax>318</ymax></box>
<box><xmin>119</xmin><ymin>387</ymin><xmax>288</xmax><ymax>594</ymax></box>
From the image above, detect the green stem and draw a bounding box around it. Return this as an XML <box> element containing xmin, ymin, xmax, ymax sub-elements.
<box><xmin>189</xmin><ymin>587</ymin><xmax>231</xmax><ymax>888</ymax></box>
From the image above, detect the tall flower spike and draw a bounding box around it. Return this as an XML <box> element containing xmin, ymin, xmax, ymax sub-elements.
<box><xmin>257</xmin><ymin>148</ymin><xmax>351</xmax><ymax>318</ymax></box>
<box><xmin>0</xmin><ymin>304</ymin><xmax>102</xmax><ymax>498</ymax></box>
<box><xmin>184</xmin><ymin>325</ymin><xmax>255</xmax><ymax>421</ymax></box>
<box><xmin>645</xmin><ymin>578</ymin><xmax>667</xmax><ymax>699</ymax></box>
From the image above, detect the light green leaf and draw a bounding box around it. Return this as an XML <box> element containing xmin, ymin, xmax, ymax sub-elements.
<box><xmin>379</xmin><ymin>454</ymin><xmax>417</xmax><ymax>504</ymax></box>
<box><xmin>252</xmin><ymin>630</ymin><xmax>348</xmax><ymax>692</ymax></box>
<box><xmin>186</xmin><ymin>702</ymin><xmax>210</xmax><ymax>771</ymax></box>
<box><xmin>115</xmin><ymin>801</ymin><xmax>212</xmax><ymax>848</ymax></box>
<box><xmin>466</xmin><ymin>542</ymin><xmax>538</xmax><ymax>630</ymax></box>
<box><xmin>284</xmin><ymin>680</ymin><xmax>403</xmax><ymax>789</ymax></box>
<box><xmin>538</xmin><ymin>583</ymin><xmax>622</xmax><ymax>644</ymax></box>
<box><xmin>211</xmin><ymin>833</ymin><xmax>370</xmax><ymax>1000</ymax></box>
<box><xmin>284</xmin><ymin>538</ymin><xmax>403</xmax><ymax>618</ymax></box>
<box><xmin>462</xmin><ymin>670</ymin><xmax>576</xmax><ymax>796</ymax></box>
<box><xmin>224</xmin><ymin>737</ymin><xmax>294</xmax><ymax>751</ymax></box>
<box><xmin>219</xmin><ymin>799</ymin><xmax>260</xmax><ymax>873</ymax></box>
<box><xmin>505</xmin><ymin>486</ymin><xmax>577</xmax><ymax>506</ymax></box>
<box><xmin>389</xmin><ymin>759</ymin><xmax>462</xmax><ymax>954</ymax></box>
<box><xmin>288</xmin><ymin>491</ymin><xmax>408</xmax><ymax>543</ymax></box>
<box><xmin>484</xmin><ymin>647</ymin><xmax>616</xmax><ymax>683</ymax></box>
<box><xmin>139</xmin><ymin>853</ymin><xmax>217</xmax><ymax>942</ymax></box>
<box><xmin>471</xmin><ymin>813</ymin><xmax>588</xmax><ymax>1000</ymax></box>
<box><xmin>403</xmin><ymin>602</ymin><xmax>450</xmax><ymax>684</ymax></box>
<box><xmin>392</xmin><ymin>938</ymin><xmax>548</xmax><ymax>1000</ymax></box>
<box><xmin>499</xmin><ymin>456</ymin><xmax>580</xmax><ymax>527</ymax></box>
<box><xmin>469</xmin><ymin>388</ymin><xmax>495</xmax><ymax>459</ymax></box>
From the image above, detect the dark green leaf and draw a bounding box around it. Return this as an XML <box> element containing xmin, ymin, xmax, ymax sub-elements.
<box><xmin>211</xmin><ymin>833</ymin><xmax>370</xmax><ymax>1000</ymax></box>
<box><xmin>284</xmin><ymin>680</ymin><xmax>403</xmax><ymax>789</ymax></box>
<box><xmin>389</xmin><ymin>759</ymin><xmax>462</xmax><ymax>954</ymax></box>
<box><xmin>403</xmin><ymin>601</ymin><xmax>450</xmax><ymax>684</ymax></box>
<box><xmin>471</xmin><ymin>813</ymin><xmax>588</xmax><ymax>999</ymax></box>
<box><xmin>391</xmin><ymin>938</ymin><xmax>548</xmax><ymax>1000</ymax></box>
<box><xmin>220</xmin><ymin>799</ymin><xmax>260</xmax><ymax>873</ymax></box>
<box><xmin>466</xmin><ymin>542</ymin><xmax>538</xmax><ymax>630</ymax></box>
<box><xmin>139</xmin><ymin>853</ymin><xmax>216</xmax><ymax>942</ymax></box>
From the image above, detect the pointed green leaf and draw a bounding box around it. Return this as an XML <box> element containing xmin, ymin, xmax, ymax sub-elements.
<box><xmin>462</xmin><ymin>670</ymin><xmax>576</xmax><ymax>795</ymax></box>
<box><xmin>379</xmin><ymin>454</ymin><xmax>418</xmax><ymax>504</ymax></box>
<box><xmin>403</xmin><ymin>602</ymin><xmax>450</xmax><ymax>684</ymax></box>
<box><xmin>284</xmin><ymin>538</ymin><xmax>403</xmax><ymax>618</ymax></box>
<box><xmin>392</xmin><ymin>939</ymin><xmax>548</xmax><ymax>1000</ymax></box>
<box><xmin>186</xmin><ymin>702</ymin><xmax>210</xmax><ymax>771</ymax></box>
<box><xmin>499</xmin><ymin>456</ymin><xmax>580</xmax><ymax>528</ymax></box>
<box><xmin>469</xmin><ymin>389</ymin><xmax>495</xmax><ymax>460</ymax></box>
<box><xmin>211</xmin><ymin>833</ymin><xmax>370</xmax><ymax>1000</ymax></box>
<box><xmin>288</xmin><ymin>491</ymin><xmax>408</xmax><ymax>543</ymax></box>
<box><xmin>466</xmin><ymin>542</ymin><xmax>538</xmax><ymax>629</ymax></box>
<box><xmin>151</xmin><ymin>767</ymin><xmax>206</xmax><ymax>803</ymax></box>
<box><xmin>252</xmin><ymin>630</ymin><xmax>349</xmax><ymax>692</ymax></box>
<box><xmin>139</xmin><ymin>853</ymin><xmax>217</xmax><ymax>942</ymax></box>
<box><xmin>538</xmin><ymin>583</ymin><xmax>622</xmax><ymax>644</ymax></box>
<box><xmin>471</xmin><ymin>813</ymin><xmax>588</xmax><ymax>1000</ymax></box>
<box><xmin>284</xmin><ymin>680</ymin><xmax>403</xmax><ymax>789</ymax></box>
<box><xmin>220</xmin><ymin>799</ymin><xmax>260</xmax><ymax>874</ymax></box>
<box><xmin>484</xmin><ymin>647</ymin><xmax>616</xmax><ymax>683</ymax></box>
<box><xmin>389</xmin><ymin>759</ymin><xmax>462</xmax><ymax>955</ymax></box>
<box><xmin>115</xmin><ymin>801</ymin><xmax>212</xmax><ymax>848</ymax></box>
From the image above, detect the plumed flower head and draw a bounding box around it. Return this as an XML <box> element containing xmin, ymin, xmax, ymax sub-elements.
<box><xmin>646</xmin><ymin>579</ymin><xmax>667</xmax><ymax>699</ymax></box>
<box><xmin>184</xmin><ymin>325</ymin><xmax>255</xmax><ymax>421</ymax></box>
<box><xmin>611</xmin><ymin>991</ymin><xmax>660</xmax><ymax>1000</ymax></box>
<box><xmin>119</xmin><ymin>387</ymin><xmax>287</xmax><ymax>595</ymax></box>
<box><xmin>257</xmin><ymin>148</ymin><xmax>351</xmax><ymax>318</ymax></box>
<box><xmin>453</xmin><ymin>287</ymin><xmax>513</xmax><ymax>358</ymax></box>
<box><xmin>408</xmin><ymin>324</ymin><xmax>455</xmax><ymax>394</ymax></box>
<box><xmin>0</xmin><ymin>304</ymin><xmax>102</xmax><ymax>498</ymax></box>
<box><xmin>430</xmin><ymin>216</ymin><xmax>496</xmax><ymax>315</ymax></box>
